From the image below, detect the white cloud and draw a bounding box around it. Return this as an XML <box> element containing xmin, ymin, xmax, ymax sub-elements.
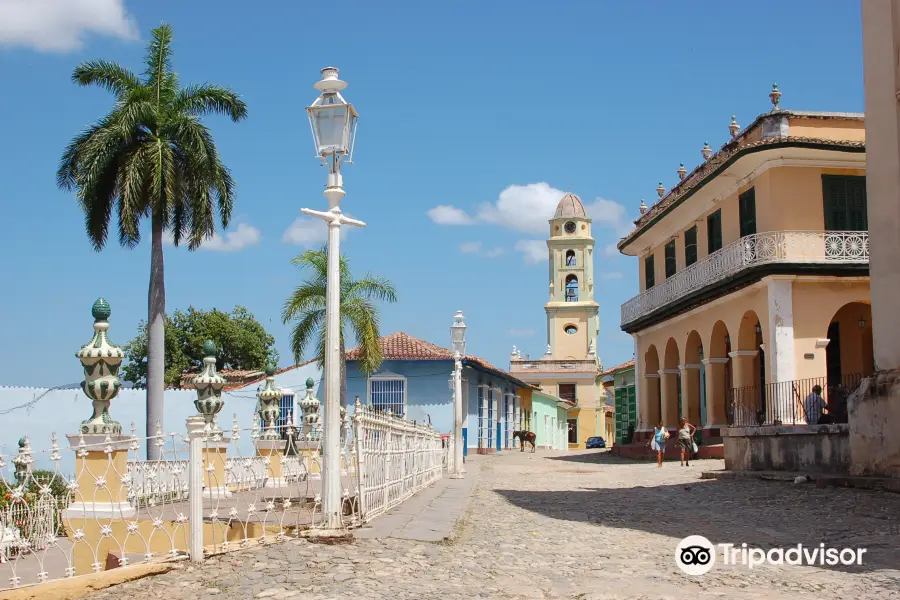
<box><xmin>0</xmin><ymin>0</ymin><xmax>138</xmax><ymax>52</ymax></box>
<box><xmin>163</xmin><ymin>223</ymin><xmax>262</xmax><ymax>252</ymax></box>
<box><xmin>599</xmin><ymin>272</ymin><xmax>623</xmax><ymax>279</ymax></box>
<box><xmin>508</xmin><ymin>329</ymin><xmax>535</xmax><ymax>337</ymax></box>
<box><xmin>427</xmin><ymin>205</ymin><xmax>473</xmax><ymax>225</ymax></box>
<box><xmin>459</xmin><ymin>241</ymin><xmax>504</xmax><ymax>258</ymax></box>
<box><xmin>428</xmin><ymin>182</ymin><xmax>632</xmax><ymax>237</ymax></box>
<box><xmin>514</xmin><ymin>240</ymin><xmax>547</xmax><ymax>265</ymax></box>
<box><xmin>282</xmin><ymin>217</ymin><xmax>350</xmax><ymax>248</ymax></box>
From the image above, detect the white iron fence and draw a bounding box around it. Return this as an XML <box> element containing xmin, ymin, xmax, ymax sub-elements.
<box><xmin>0</xmin><ymin>408</ymin><xmax>444</xmax><ymax>591</ymax></box>
<box><xmin>352</xmin><ymin>402</ymin><xmax>444</xmax><ymax>522</ymax></box>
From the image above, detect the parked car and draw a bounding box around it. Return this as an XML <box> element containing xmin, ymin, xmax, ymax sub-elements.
<box><xmin>586</xmin><ymin>436</ymin><xmax>606</xmax><ymax>449</ymax></box>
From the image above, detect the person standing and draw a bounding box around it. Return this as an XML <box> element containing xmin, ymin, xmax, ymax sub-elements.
<box><xmin>677</xmin><ymin>417</ymin><xmax>697</xmax><ymax>467</ymax></box>
<box><xmin>650</xmin><ymin>421</ymin><xmax>669</xmax><ymax>467</ymax></box>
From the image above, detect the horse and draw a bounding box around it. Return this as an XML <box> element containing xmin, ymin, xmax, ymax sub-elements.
<box><xmin>512</xmin><ymin>430</ymin><xmax>536</xmax><ymax>452</ymax></box>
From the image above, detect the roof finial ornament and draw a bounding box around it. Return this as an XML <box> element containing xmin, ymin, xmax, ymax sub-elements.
<box><xmin>701</xmin><ymin>141</ymin><xmax>712</xmax><ymax>161</ymax></box>
<box><xmin>639</xmin><ymin>199</ymin><xmax>647</xmax><ymax>215</ymax></box>
<box><xmin>656</xmin><ymin>182</ymin><xmax>665</xmax><ymax>199</ymax></box>
<box><xmin>677</xmin><ymin>163</ymin><xmax>687</xmax><ymax>180</ymax></box>
<box><xmin>729</xmin><ymin>115</ymin><xmax>740</xmax><ymax>138</ymax></box>
<box><xmin>769</xmin><ymin>83</ymin><xmax>781</xmax><ymax>111</ymax></box>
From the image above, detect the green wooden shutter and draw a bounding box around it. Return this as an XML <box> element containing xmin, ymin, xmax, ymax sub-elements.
<box><xmin>664</xmin><ymin>240</ymin><xmax>677</xmax><ymax>278</ymax></box>
<box><xmin>644</xmin><ymin>255</ymin><xmax>655</xmax><ymax>289</ymax></box>
<box><xmin>707</xmin><ymin>210</ymin><xmax>723</xmax><ymax>253</ymax></box>
<box><xmin>684</xmin><ymin>226</ymin><xmax>698</xmax><ymax>266</ymax></box>
<box><xmin>847</xmin><ymin>176</ymin><xmax>868</xmax><ymax>230</ymax></box>
<box><xmin>739</xmin><ymin>188</ymin><xmax>757</xmax><ymax>237</ymax></box>
<box><xmin>823</xmin><ymin>175</ymin><xmax>848</xmax><ymax>231</ymax></box>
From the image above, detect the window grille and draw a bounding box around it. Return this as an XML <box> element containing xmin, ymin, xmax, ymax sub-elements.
<box><xmin>370</xmin><ymin>378</ymin><xmax>405</xmax><ymax>416</ymax></box>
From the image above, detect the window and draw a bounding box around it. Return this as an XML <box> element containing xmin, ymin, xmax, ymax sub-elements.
<box><xmin>488</xmin><ymin>388</ymin><xmax>496</xmax><ymax>448</ymax></box>
<box><xmin>684</xmin><ymin>226</ymin><xmax>698</xmax><ymax>267</ymax></box>
<box><xmin>739</xmin><ymin>188</ymin><xmax>757</xmax><ymax>237</ymax></box>
<box><xmin>369</xmin><ymin>375</ymin><xmax>406</xmax><ymax>416</ymax></box>
<box><xmin>558</xmin><ymin>383</ymin><xmax>576</xmax><ymax>402</ymax></box>
<box><xmin>564</xmin><ymin>324</ymin><xmax>578</xmax><ymax>335</ymax></box>
<box><xmin>707</xmin><ymin>209</ymin><xmax>723</xmax><ymax>254</ymax></box>
<box><xmin>567</xmin><ymin>419</ymin><xmax>578</xmax><ymax>444</ymax></box>
<box><xmin>565</xmin><ymin>250</ymin><xmax>576</xmax><ymax>266</ymax></box>
<box><xmin>822</xmin><ymin>175</ymin><xmax>867</xmax><ymax>231</ymax></box>
<box><xmin>664</xmin><ymin>240</ymin><xmax>677</xmax><ymax>279</ymax></box>
<box><xmin>477</xmin><ymin>386</ymin><xmax>486</xmax><ymax>448</ymax></box>
<box><xmin>565</xmin><ymin>274</ymin><xmax>579</xmax><ymax>302</ymax></box>
<box><xmin>644</xmin><ymin>255</ymin><xmax>655</xmax><ymax>290</ymax></box>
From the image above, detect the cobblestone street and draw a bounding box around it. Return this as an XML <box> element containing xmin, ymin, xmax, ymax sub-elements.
<box><xmin>85</xmin><ymin>451</ymin><xmax>900</xmax><ymax>600</ymax></box>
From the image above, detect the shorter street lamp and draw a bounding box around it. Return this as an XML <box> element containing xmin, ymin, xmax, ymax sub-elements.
<box><xmin>450</xmin><ymin>311</ymin><xmax>467</xmax><ymax>477</ymax></box>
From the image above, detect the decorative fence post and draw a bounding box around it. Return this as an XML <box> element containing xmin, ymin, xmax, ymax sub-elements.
<box><xmin>296</xmin><ymin>378</ymin><xmax>321</xmax><ymax>478</ymax></box>
<box><xmin>186</xmin><ymin>415</ymin><xmax>206</xmax><ymax>563</ymax></box>
<box><xmin>64</xmin><ymin>298</ymin><xmax>134</xmax><ymax>576</ymax></box>
<box><xmin>255</xmin><ymin>365</ymin><xmax>287</xmax><ymax>487</ymax></box>
<box><xmin>352</xmin><ymin>399</ymin><xmax>367</xmax><ymax>518</ymax></box>
<box><xmin>192</xmin><ymin>340</ymin><xmax>230</xmax><ymax>498</ymax></box>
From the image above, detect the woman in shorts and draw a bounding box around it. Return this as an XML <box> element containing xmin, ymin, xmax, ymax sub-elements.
<box><xmin>677</xmin><ymin>417</ymin><xmax>697</xmax><ymax>466</ymax></box>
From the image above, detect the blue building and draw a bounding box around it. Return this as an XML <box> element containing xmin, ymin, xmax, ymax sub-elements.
<box><xmin>331</xmin><ymin>332</ymin><xmax>533</xmax><ymax>452</ymax></box>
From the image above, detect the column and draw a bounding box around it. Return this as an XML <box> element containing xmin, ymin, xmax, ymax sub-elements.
<box><xmin>679</xmin><ymin>364</ymin><xmax>702</xmax><ymax>424</ymax></box>
<box><xmin>702</xmin><ymin>357</ymin><xmax>729</xmax><ymax>430</ymax></box>
<box><xmin>658</xmin><ymin>369</ymin><xmax>680</xmax><ymax>428</ymax></box>
<box><xmin>766</xmin><ymin>278</ymin><xmax>796</xmax><ymax>385</ymax></box>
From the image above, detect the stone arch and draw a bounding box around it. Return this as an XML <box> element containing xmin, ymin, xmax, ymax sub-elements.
<box><xmin>732</xmin><ymin>310</ymin><xmax>765</xmax><ymax>425</ymax></box>
<box><xmin>661</xmin><ymin>338</ymin><xmax>681</xmax><ymax>427</ymax></box>
<box><xmin>565</xmin><ymin>274</ymin><xmax>579</xmax><ymax>302</ymax></box>
<box><xmin>826</xmin><ymin>301</ymin><xmax>874</xmax><ymax>384</ymax></box>
<box><xmin>705</xmin><ymin>321</ymin><xmax>732</xmax><ymax>431</ymax></box>
<box><xmin>684</xmin><ymin>330</ymin><xmax>704</xmax><ymax>427</ymax></box>
<box><xmin>643</xmin><ymin>345</ymin><xmax>661</xmax><ymax>428</ymax></box>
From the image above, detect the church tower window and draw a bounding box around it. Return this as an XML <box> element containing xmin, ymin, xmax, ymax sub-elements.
<box><xmin>565</xmin><ymin>250</ymin><xmax>576</xmax><ymax>266</ymax></box>
<box><xmin>565</xmin><ymin>274</ymin><xmax>579</xmax><ymax>302</ymax></box>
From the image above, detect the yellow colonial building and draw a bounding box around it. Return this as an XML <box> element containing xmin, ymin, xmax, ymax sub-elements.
<box><xmin>618</xmin><ymin>91</ymin><xmax>872</xmax><ymax>448</ymax></box>
<box><xmin>510</xmin><ymin>193</ymin><xmax>608</xmax><ymax>449</ymax></box>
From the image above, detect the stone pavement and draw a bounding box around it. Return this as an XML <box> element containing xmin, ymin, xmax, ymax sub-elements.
<box><xmin>354</xmin><ymin>460</ymin><xmax>479</xmax><ymax>541</ymax></box>
<box><xmin>83</xmin><ymin>450</ymin><xmax>900</xmax><ymax>600</ymax></box>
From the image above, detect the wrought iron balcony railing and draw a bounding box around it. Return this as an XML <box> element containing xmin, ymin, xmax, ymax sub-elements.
<box><xmin>620</xmin><ymin>230</ymin><xmax>869</xmax><ymax>327</ymax></box>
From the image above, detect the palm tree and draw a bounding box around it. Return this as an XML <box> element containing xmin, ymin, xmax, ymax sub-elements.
<box><xmin>282</xmin><ymin>248</ymin><xmax>398</xmax><ymax>406</ymax></box>
<box><xmin>57</xmin><ymin>24</ymin><xmax>247</xmax><ymax>458</ymax></box>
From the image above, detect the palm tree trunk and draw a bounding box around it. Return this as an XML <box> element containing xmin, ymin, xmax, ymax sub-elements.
<box><xmin>146</xmin><ymin>213</ymin><xmax>166</xmax><ymax>460</ymax></box>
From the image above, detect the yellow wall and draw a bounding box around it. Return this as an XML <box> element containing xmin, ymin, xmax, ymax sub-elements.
<box><xmin>553</xmin><ymin>311</ymin><xmax>590</xmax><ymax>358</ymax></box>
<box><xmin>787</xmin><ymin>118</ymin><xmax>866</xmax><ymax>142</ymax></box>
<box><xmin>637</xmin><ymin>165</ymin><xmax>866</xmax><ymax>292</ymax></box>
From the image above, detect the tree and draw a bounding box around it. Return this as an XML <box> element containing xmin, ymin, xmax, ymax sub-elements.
<box><xmin>56</xmin><ymin>24</ymin><xmax>247</xmax><ymax>458</ymax></box>
<box><xmin>282</xmin><ymin>248</ymin><xmax>398</xmax><ymax>406</ymax></box>
<box><xmin>122</xmin><ymin>306</ymin><xmax>279</xmax><ymax>388</ymax></box>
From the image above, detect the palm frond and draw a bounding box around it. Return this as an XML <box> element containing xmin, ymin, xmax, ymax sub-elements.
<box><xmin>71</xmin><ymin>60</ymin><xmax>140</xmax><ymax>98</ymax></box>
<box><xmin>144</xmin><ymin>23</ymin><xmax>174</xmax><ymax>106</ymax></box>
<box><xmin>282</xmin><ymin>283</ymin><xmax>326</xmax><ymax>324</ymax></box>
<box><xmin>175</xmin><ymin>84</ymin><xmax>248</xmax><ymax>121</ymax></box>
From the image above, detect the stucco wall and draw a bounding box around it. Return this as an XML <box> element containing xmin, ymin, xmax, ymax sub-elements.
<box><xmin>723</xmin><ymin>425</ymin><xmax>850</xmax><ymax>473</ymax></box>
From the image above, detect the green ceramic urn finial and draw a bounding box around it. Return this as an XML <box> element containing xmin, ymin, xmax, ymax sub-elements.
<box><xmin>306</xmin><ymin>377</ymin><xmax>315</xmax><ymax>389</ymax></box>
<box><xmin>299</xmin><ymin>377</ymin><xmax>320</xmax><ymax>441</ymax></box>
<box><xmin>203</xmin><ymin>340</ymin><xmax>217</xmax><ymax>357</ymax></box>
<box><xmin>194</xmin><ymin>341</ymin><xmax>226</xmax><ymax>434</ymax></box>
<box><xmin>92</xmin><ymin>297</ymin><xmax>111</xmax><ymax>322</ymax></box>
<box><xmin>266</xmin><ymin>363</ymin><xmax>277</xmax><ymax>377</ymax></box>
<box><xmin>77</xmin><ymin>297</ymin><xmax>123</xmax><ymax>435</ymax></box>
<box><xmin>257</xmin><ymin>363</ymin><xmax>282</xmax><ymax>440</ymax></box>
<box><xmin>17</xmin><ymin>437</ymin><xmax>26</xmax><ymax>448</ymax></box>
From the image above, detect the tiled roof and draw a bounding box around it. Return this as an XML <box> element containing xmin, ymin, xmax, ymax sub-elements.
<box><xmin>179</xmin><ymin>359</ymin><xmax>318</xmax><ymax>391</ymax></box>
<box><xmin>554</xmin><ymin>193</ymin><xmax>587</xmax><ymax>218</ymax></box>
<box><xmin>346</xmin><ymin>332</ymin><xmax>532</xmax><ymax>389</ymax></box>
<box><xmin>618</xmin><ymin>114</ymin><xmax>866</xmax><ymax>251</ymax></box>
<box><xmin>235</xmin><ymin>359</ymin><xmax>319</xmax><ymax>390</ymax></box>
<box><xmin>600</xmin><ymin>359</ymin><xmax>635</xmax><ymax>377</ymax></box>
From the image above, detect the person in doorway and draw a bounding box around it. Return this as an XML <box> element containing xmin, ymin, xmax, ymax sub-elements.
<box><xmin>677</xmin><ymin>417</ymin><xmax>697</xmax><ymax>467</ymax></box>
<box><xmin>803</xmin><ymin>385</ymin><xmax>826</xmax><ymax>425</ymax></box>
<box><xmin>650</xmin><ymin>421</ymin><xmax>669</xmax><ymax>467</ymax></box>
<box><xmin>627</xmin><ymin>423</ymin><xmax>636</xmax><ymax>444</ymax></box>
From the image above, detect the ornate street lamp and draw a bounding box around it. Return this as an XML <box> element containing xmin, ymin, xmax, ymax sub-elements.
<box><xmin>300</xmin><ymin>67</ymin><xmax>366</xmax><ymax>530</ymax></box>
<box><xmin>450</xmin><ymin>311</ymin><xmax>466</xmax><ymax>477</ymax></box>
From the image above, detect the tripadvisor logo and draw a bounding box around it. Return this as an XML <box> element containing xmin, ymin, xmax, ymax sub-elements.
<box><xmin>675</xmin><ymin>536</ymin><xmax>868</xmax><ymax>575</ymax></box>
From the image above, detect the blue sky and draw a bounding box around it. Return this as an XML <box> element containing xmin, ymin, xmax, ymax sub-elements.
<box><xmin>0</xmin><ymin>0</ymin><xmax>864</xmax><ymax>387</ymax></box>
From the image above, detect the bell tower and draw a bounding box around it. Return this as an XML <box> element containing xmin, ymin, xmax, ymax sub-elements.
<box><xmin>545</xmin><ymin>193</ymin><xmax>599</xmax><ymax>360</ymax></box>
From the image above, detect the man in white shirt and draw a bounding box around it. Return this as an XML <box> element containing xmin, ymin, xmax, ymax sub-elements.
<box><xmin>803</xmin><ymin>385</ymin><xmax>826</xmax><ymax>425</ymax></box>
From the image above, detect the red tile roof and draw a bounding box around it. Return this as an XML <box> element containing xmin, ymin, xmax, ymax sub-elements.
<box><xmin>600</xmin><ymin>359</ymin><xmax>635</xmax><ymax>377</ymax></box>
<box><xmin>179</xmin><ymin>359</ymin><xmax>319</xmax><ymax>391</ymax></box>
<box><xmin>346</xmin><ymin>332</ymin><xmax>532</xmax><ymax>388</ymax></box>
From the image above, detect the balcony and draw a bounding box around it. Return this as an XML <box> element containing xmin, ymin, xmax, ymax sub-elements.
<box><xmin>621</xmin><ymin>230</ymin><xmax>869</xmax><ymax>328</ymax></box>
<box><xmin>509</xmin><ymin>359</ymin><xmax>599</xmax><ymax>375</ymax></box>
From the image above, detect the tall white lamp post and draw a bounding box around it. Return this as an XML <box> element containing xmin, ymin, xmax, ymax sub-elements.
<box><xmin>450</xmin><ymin>311</ymin><xmax>467</xmax><ymax>478</ymax></box>
<box><xmin>302</xmin><ymin>67</ymin><xmax>364</xmax><ymax>528</ymax></box>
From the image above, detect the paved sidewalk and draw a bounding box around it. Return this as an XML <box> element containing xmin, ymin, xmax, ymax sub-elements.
<box><xmin>354</xmin><ymin>460</ymin><xmax>479</xmax><ymax>542</ymax></box>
